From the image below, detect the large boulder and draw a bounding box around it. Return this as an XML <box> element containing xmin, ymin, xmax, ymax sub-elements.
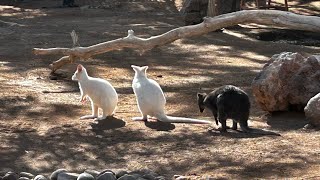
<box><xmin>252</xmin><ymin>52</ymin><xmax>320</xmax><ymax>112</ymax></box>
<box><xmin>304</xmin><ymin>93</ymin><xmax>320</xmax><ymax>127</ymax></box>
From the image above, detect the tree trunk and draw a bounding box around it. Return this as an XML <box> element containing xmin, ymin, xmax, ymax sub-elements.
<box><xmin>207</xmin><ymin>0</ymin><xmax>216</xmax><ymax>17</ymax></box>
<box><xmin>63</xmin><ymin>0</ymin><xmax>75</xmax><ymax>7</ymax></box>
<box><xmin>33</xmin><ymin>10</ymin><xmax>320</xmax><ymax>72</ymax></box>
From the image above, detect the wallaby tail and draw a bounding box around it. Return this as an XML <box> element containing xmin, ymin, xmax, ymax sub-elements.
<box><xmin>242</xmin><ymin>126</ymin><xmax>281</xmax><ymax>136</ymax></box>
<box><xmin>156</xmin><ymin>114</ymin><xmax>212</xmax><ymax>124</ymax></box>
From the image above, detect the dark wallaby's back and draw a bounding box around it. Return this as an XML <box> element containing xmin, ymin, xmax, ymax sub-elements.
<box><xmin>197</xmin><ymin>85</ymin><xmax>280</xmax><ymax>136</ymax></box>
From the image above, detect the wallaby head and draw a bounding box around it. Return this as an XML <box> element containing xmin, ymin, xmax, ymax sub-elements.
<box><xmin>197</xmin><ymin>92</ymin><xmax>207</xmax><ymax>113</ymax></box>
<box><xmin>131</xmin><ymin>65</ymin><xmax>148</xmax><ymax>78</ymax></box>
<box><xmin>72</xmin><ymin>64</ymin><xmax>88</xmax><ymax>81</ymax></box>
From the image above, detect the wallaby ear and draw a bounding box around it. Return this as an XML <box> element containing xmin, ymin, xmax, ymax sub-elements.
<box><xmin>142</xmin><ymin>66</ymin><xmax>148</xmax><ymax>71</ymax></box>
<box><xmin>131</xmin><ymin>65</ymin><xmax>140</xmax><ymax>71</ymax></box>
<box><xmin>77</xmin><ymin>64</ymin><xmax>83</xmax><ymax>72</ymax></box>
<box><xmin>197</xmin><ymin>92</ymin><xmax>206</xmax><ymax>98</ymax></box>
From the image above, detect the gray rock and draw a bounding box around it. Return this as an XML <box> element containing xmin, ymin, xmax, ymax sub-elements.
<box><xmin>304</xmin><ymin>93</ymin><xmax>320</xmax><ymax>127</ymax></box>
<box><xmin>34</xmin><ymin>175</ymin><xmax>48</xmax><ymax>180</ymax></box>
<box><xmin>117</xmin><ymin>174</ymin><xmax>136</xmax><ymax>180</ymax></box>
<box><xmin>19</xmin><ymin>172</ymin><xmax>34</xmax><ymax>179</ymax></box>
<box><xmin>114</xmin><ymin>170</ymin><xmax>127</xmax><ymax>179</ymax></box>
<box><xmin>83</xmin><ymin>170</ymin><xmax>100</xmax><ymax>178</ymax></box>
<box><xmin>155</xmin><ymin>176</ymin><xmax>165</xmax><ymax>180</ymax></box>
<box><xmin>57</xmin><ymin>172</ymin><xmax>78</xmax><ymax>180</ymax></box>
<box><xmin>96</xmin><ymin>172</ymin><xmax>116</xmax><ymax>180</ymax></box>
<box><xmin>174</xmin><ymin>176</ymin><xmax>188</xmax><ymax>180</ymax></box>
<box><xmin>142</xmin><ymin>174</ymin><xmax>156</xmax><ymax>180</ymax></box>
<box><xmin>3</xmin><ymin>172</ymin><xmax>18</xmax><ymax>180</ymax></box>
<box><xmin>77</xmin><ymin>173</ymin><xmax>94</xmax><ymax>180</ymax></box>
<box><xmin>50</xmin><ymin>169</ymin><xmax>67</xmax><ymax>180</ymax></box>
<box><xmin>97</xmin><ymin>170</ymin><xmax>114</xmax><ymax>177</ymax></box>
<box><xmin>252</xmin><ymin>52</ymin><xmax>320</xmax><ymax>112</ymax></box>
<box><xmin>18</xmin><ymin>178</ymin><xmax>29</xmax><ymax>180</ymax></box>
<box><xmin>128</xmin><ymin>174</ymin><xmax>142</xmax><ymax>179</ymax></box>
<box><xmin>303</xmin><ymin>123</ymin><xmax>316</xmax><ymax>130</ymax></box>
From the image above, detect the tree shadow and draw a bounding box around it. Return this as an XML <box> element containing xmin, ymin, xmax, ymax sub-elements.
<box><xmin>207</xmin><ymin>128</ymin><xmax>280</xmax><ymax>138</ymax></box>
<box><xmin>0</xmin><ymin>94</ymin><xmax>82</xmax><ymax>120</ymax></box>
<box><xmin>266</xmin><ymin>111</ymin><xmax>308</xmax><ymax>131</ymax></box>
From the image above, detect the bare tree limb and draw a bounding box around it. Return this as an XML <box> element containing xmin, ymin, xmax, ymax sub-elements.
<box><xmin>32</xmin><ymin>10</ymin><xmax>320</xmax><ymax>72</ymax></box>
<box><xmin>49</xmin><ymin>55</ymin><xmax>76</xmax><ymax>72</ymax></box>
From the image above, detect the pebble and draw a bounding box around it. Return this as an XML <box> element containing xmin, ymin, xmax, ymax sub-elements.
<box><xmin>50</xmin><ymin>169</ymin><xmax>67</xmax><ymax>180</ymax></box>
<box><xmin>3</xmin><ymin>172</ymin><xmax>18</xmax><ymax>180</ymax></box>
<box><xmin>77</xmin><ymin>173</ymin><xmax>94</xmax><ymax>180</ymax></box>
<box><xmin>117</xmin><ymin>174</ymin><xmax>136</xmax><ymax>180</ymax></box>
<box><xmin>303</xmin><ymin>123</ymin><xmax>315</xmax><ymax>130</ymax></box>
<box><xmin>19</xmin><ymin>172</ymin><xmax>34</xmax><ymax>179</ymax></box>
<box><xmin>142</xmin><ymin>174</ymin><xmax>156</xmax><ymax>180</ymax></box>
<box><xmin>18</xmin><ymin>178</ymin><xmax>29</xmax><ymax>180</ymax></box>
<box><xmin>57</xmin><ymin>172</ymin><xmax>79</xmax><ymax>180</ymax></box>
<box><xmin>97</xmin><ymin>170</ymin><xmax>115</xmax><ymax>177</ymax></box>
<box><xmin>175</xmin><ymin>176</ymin><xmax>188</xmax><ymax>180</ymax></box>
<box><xmin>34</xmin><ymin>175</ymin><xmax>48</xmax><ymax>180</ymax></box>
<box><xmin>114</xmin><ymin>170</ymin><xmax>128</xmax><ymax>179</ymax></box>
<box><xmin>156</xmin><ymin>176</ymin><xmax>166</xmax><ymax>180</ymax></box>
<box><xmin>96</xmin><ymin>172</ymin><xmax>116</xmax><ymax>180</ymax></box>
<box><xmin>128</xmin><ymin>174</ymin><xmax>142</xmax><ymax>179</ymax></box>
<box><xmin>83</xmin><ymin>170</ymin><xmax>100</xmax><ymax>177</ymax></box>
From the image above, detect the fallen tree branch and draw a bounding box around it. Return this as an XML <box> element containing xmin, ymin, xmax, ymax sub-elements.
<box><xmin>33</xmin><ymin>10</ymin><xmax>320</xmax><ymax>72</ymax></box>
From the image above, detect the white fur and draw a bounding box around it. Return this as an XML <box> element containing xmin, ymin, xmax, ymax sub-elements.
<box><xmin>72</xmin><ymin>64</ymin><xmax>118</xmax><ymax>120</ymax></box>
<box><xmin>131</xmin><ymin>65</ymin><xmax>212</xmax><ymax>124</ymax></box>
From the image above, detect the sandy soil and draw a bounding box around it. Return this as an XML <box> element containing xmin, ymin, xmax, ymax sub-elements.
<box><xmin>0</xmin><ymin>0</ymin><xmax>319</xmax><ymax>179</ymax></box>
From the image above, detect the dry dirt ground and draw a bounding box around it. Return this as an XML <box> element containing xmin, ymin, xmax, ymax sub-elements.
<box><xmin>0</xmin><ymin>0</ymin><xmax>320</xmax><ymax>179</ymax></box>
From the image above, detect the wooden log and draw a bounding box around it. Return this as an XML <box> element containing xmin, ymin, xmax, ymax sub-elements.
<box><xmin>33</xmin><ymin>10</ymin><xmax>320</xmax><ymax>72</ymax></box>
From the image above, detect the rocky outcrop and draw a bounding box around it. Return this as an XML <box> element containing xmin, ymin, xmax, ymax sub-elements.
<box><xmin>304</xmin><ymin>93</ymin><xmax>320</xmax><ymax>127</ymax></box>
<box><xmin>252</xmin><ymin>52</ymin><xmax>320</xmax><ymax>112</ymax></box>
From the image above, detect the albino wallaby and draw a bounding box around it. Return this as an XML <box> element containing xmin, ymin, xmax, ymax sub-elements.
<box><xmin>197</xmin><ymin>85</ymin><xmax>280</xmax><ymax>136</ymax></box>
<box><xmin>72</xmin><ymin>64</ymin><xmax>118</xmax><ymax>120</ymax></box>
<box><xmin>131</xmin><ymin>65</ymin><xmax>212</xmax><ymax>124</ymax></box>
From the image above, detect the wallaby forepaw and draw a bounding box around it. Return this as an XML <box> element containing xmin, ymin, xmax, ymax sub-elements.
<box><xmin>80</xmin><ymin>99</ymin><xmax>86</xmax><ymax>105</ymax></box>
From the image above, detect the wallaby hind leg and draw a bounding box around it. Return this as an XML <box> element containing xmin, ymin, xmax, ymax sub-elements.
<box><xmin>218</xmin><ymin>115</ymin><xmax>227</xmax><ymax>132</ymax></box>
<box><xmin>96</xmin><ymin>103</ymin><xmax>116</xmax><ymax>121</ymax></box>
<box><xmin>232</xmin><ymin>120</ymin><xmax>238</xmax><ymax>130</ymax></box>
<box><xmin>239</xmin><ymin>120</ymin><xmax>250</xmax><ymax>132</ymax></box>
<box><xmin>212</xmin><ymin>112</ymin><xmax>219</xmax><ymax>125</ymax></box>
<box><xmin>80</xmin><ymin>103</ymin><xmax>98</xmax><ymax>119</ymax></box>
<box><xmin>95</xmin><ymin>108</ymin><xmax>112</xmax><ymax>121</ymax></box>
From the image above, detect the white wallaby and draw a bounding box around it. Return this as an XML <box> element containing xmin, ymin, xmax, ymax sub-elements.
<box><xmin>131</xmin><ymin>65</ymin><xmax>212</xmax><ymax>124</ymax></box>
<box><xmin>72</xmin><ymin>64</ymin><xmax>118</xmax><ymax>120</ymax></box>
